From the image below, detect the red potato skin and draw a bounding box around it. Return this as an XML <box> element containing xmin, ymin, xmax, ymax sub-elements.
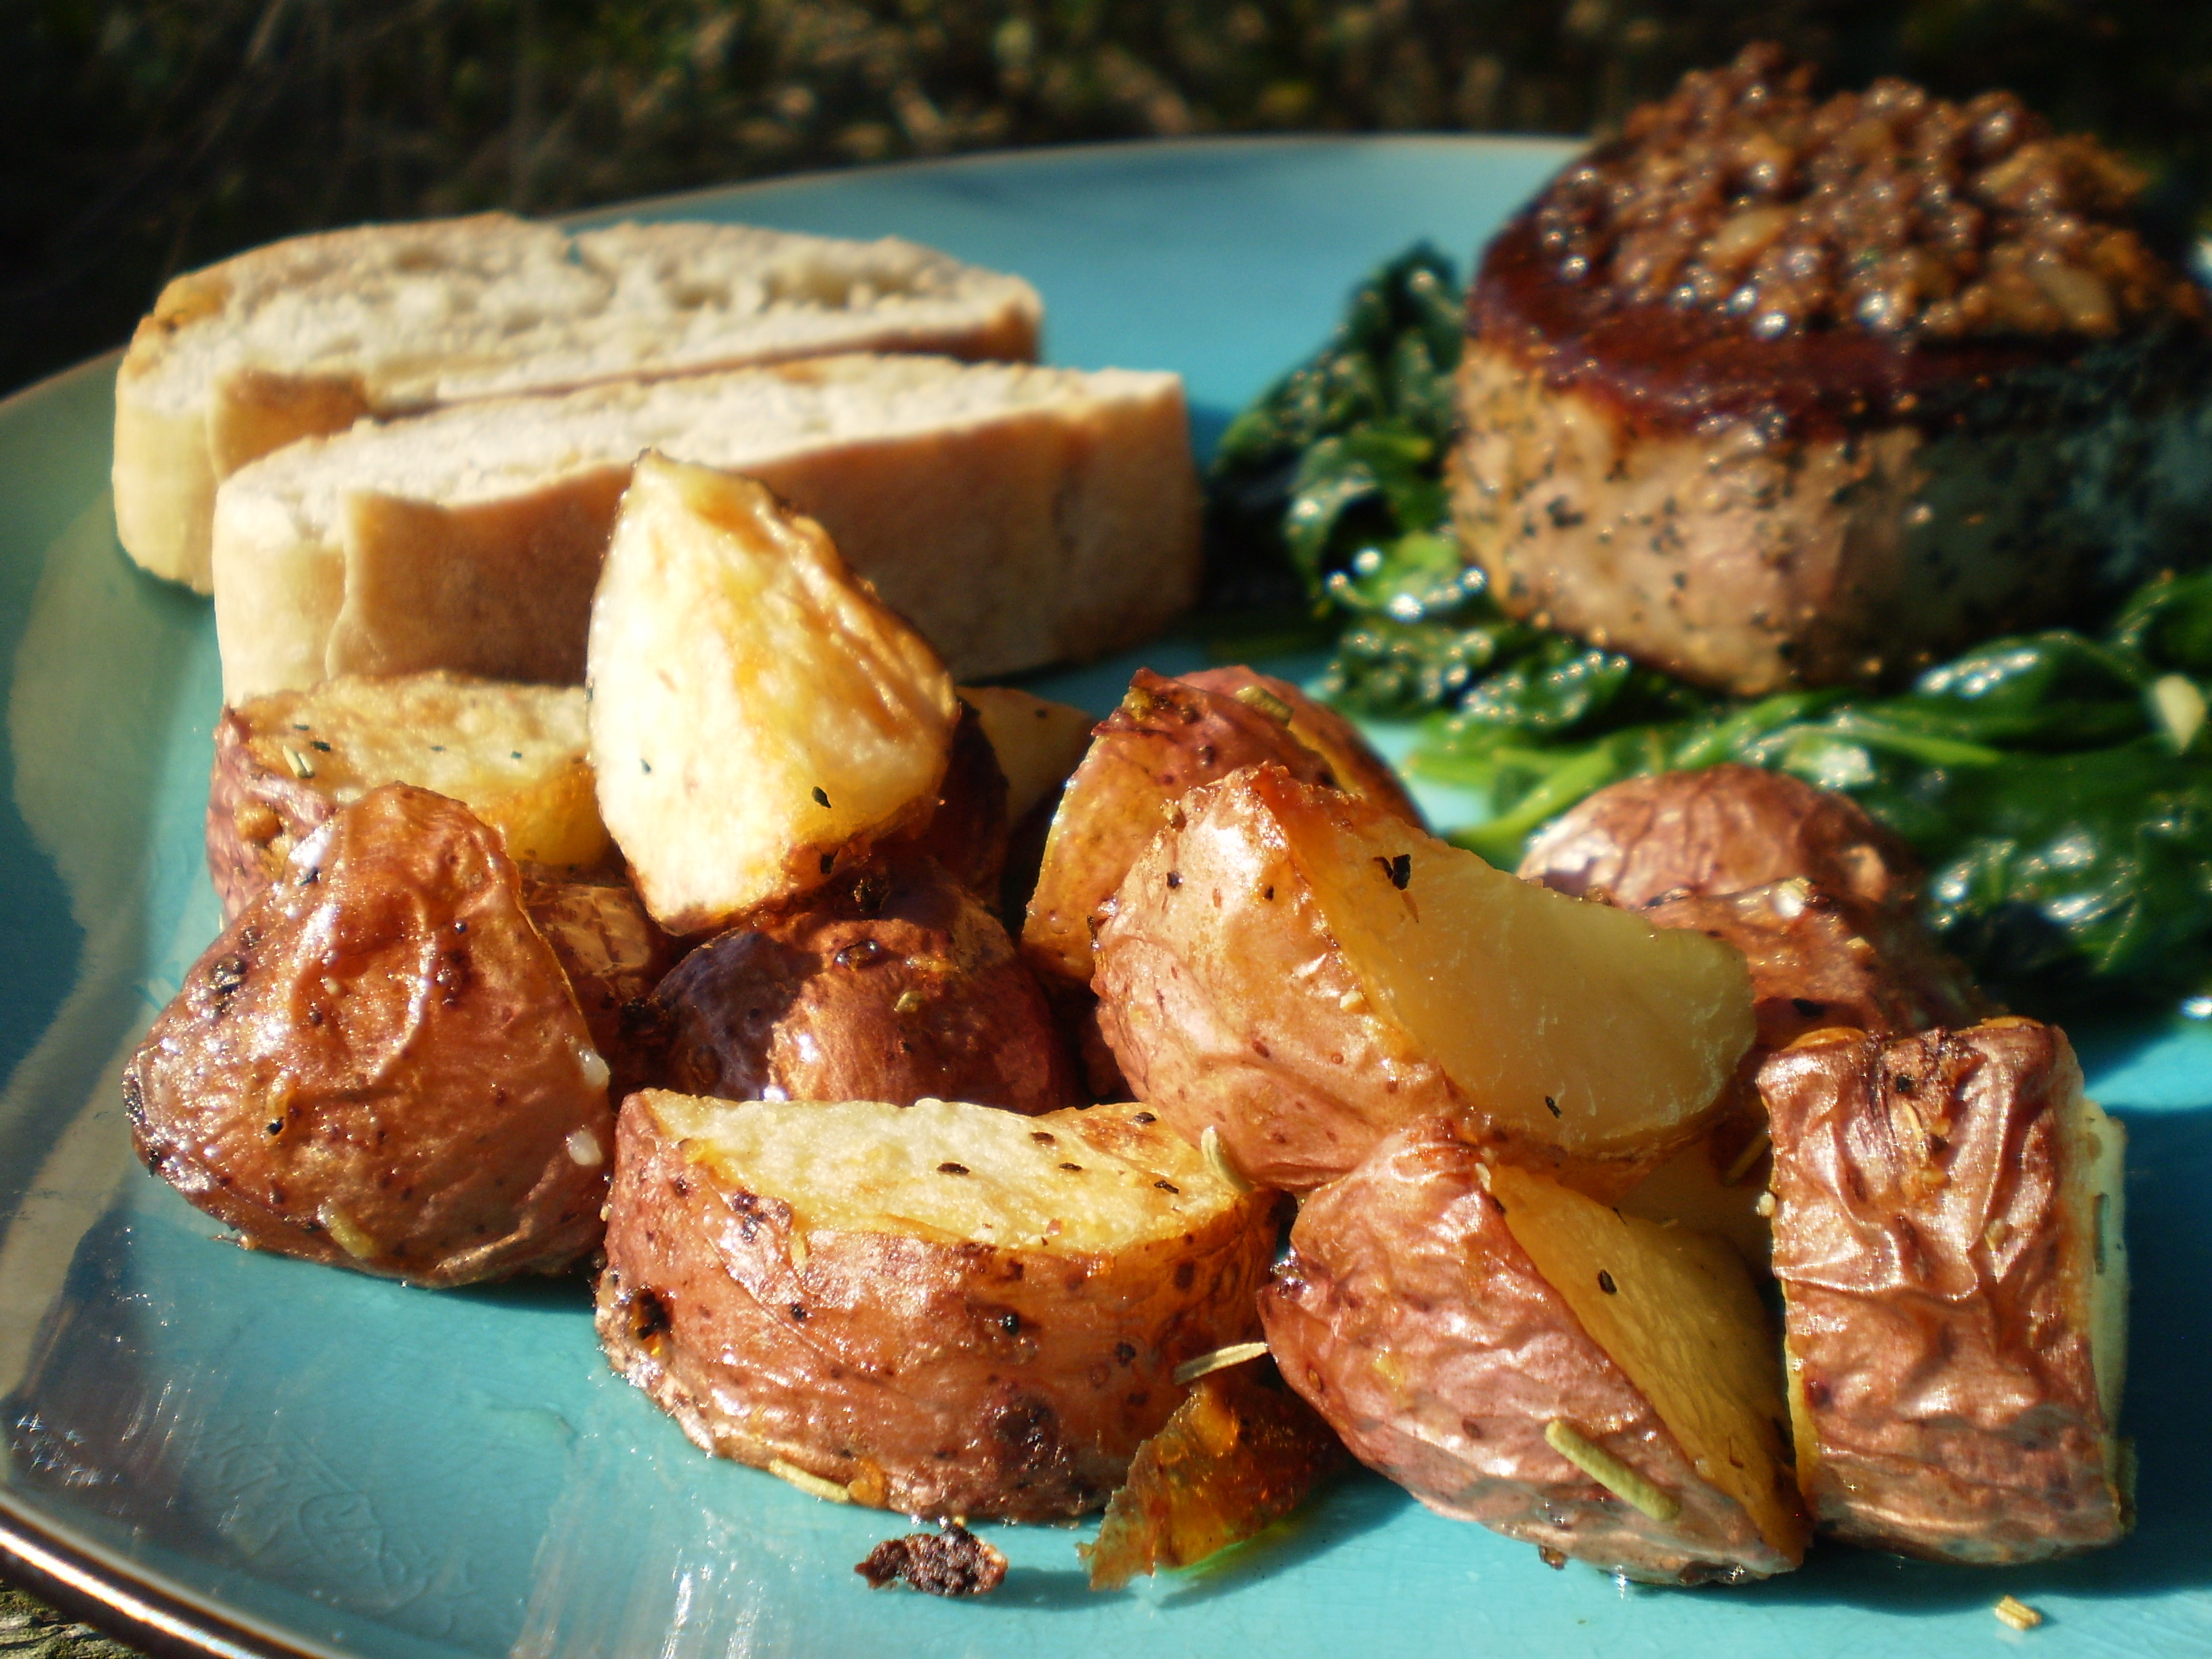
<box><xmin>893</xmin><ymin>701</ymin><xmax>1010</xmax><ymax>903</ymax></box>
<box><xmin>1261</xmin><ymin>1119</ymin><xmax>1797</xmax><ymax>1583</ymax></box>
<box><xmin>1022</xmin><ymin>668</ymin><xmax>1414</xmax><ymax>989</ymax></box>
<box><xmin>1761</xmin><ymin>1022</ymin><xmax>2128</xmax><ymax>1562</ymax></box>
<box><xmin>125</xmin><ymin>785</ymin><xmax>613</xmax><ymax>1284</ymax></box>
<box><xmin>594</xmin><ymin>1101</ymin><xmax>1277</xmax><ymax>1521</ymax></box>
<box><xmin>520</xmin><ymin>874</ymin><xmax>674</xmax><ymax>1107</ymax></box>
<box><xmin>1094</xmin><ymin>768</ymin><xmax>1469</xmax><ymax>1193</ymax></box>
<box><xmin>1177</xmin><ymin>666</ymin><xmax>1424</xmax><ymax>827</ymax></box>
<box><xmin>649</xmin><ymin>857</ymin><xmax>1082</xmax><ymax>1113</ymax></box>
<box><xmin>1645</xmin><ymin>880</ymin><xmax>1987</xmax><ymax>1055</ymax></box>
<box><xmin>1518</xmin><ymin>764</ymin><xmax>1921</xmax><ymax>912</ymax></box>
<box><xmin>205</xmin><ymin>703</ymin><xmax>336</xmax><ymax>920</ymax></box>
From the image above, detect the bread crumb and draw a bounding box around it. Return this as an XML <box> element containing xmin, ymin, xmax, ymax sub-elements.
<box><xmin>1994</xmin><ymin>1595</ymin><xmax>2043</xmax><ymax>1631</ymax></box>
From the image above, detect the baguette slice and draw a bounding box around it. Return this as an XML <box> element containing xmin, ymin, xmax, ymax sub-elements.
<box><xmin>116</xmin><ymin>213</ymin><xmax>1042</xmax><ymax>590</ymax></box>
<box><xmin>211</xmin><ymin>352</ymin><xmax>1200</xmax><ymax>698</ymax></box>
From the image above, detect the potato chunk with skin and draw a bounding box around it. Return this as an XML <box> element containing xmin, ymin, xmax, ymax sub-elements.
<box><xmin>1261</xmin><ymin>1118</ymin><xmax>1805</xmax><ymax>1582</ymax></box>
<box><xmin>595</xmin><ymin>1094</ymin><xmax>1276</xmax><ymax>1521</ymax></box>
<box><xmin>649</xmin><ymin>857</ymin><xmax>1081</xmax><ymax>1114</ymax></box>
<box><xmin>588</xmin><ymin>453</ymin><xmax>960</xmax><ymax>933</ymax></box>
<box><xmin>126</xmin><ymin>784</ymin><xmax>614</xmax><ymax>1285</ymax></box>
<box><xmin>1518</xmin><ymin>763</ymin><xmax>1921</xmax><ymax>912</ymax></box>
<box><xmin>1094</xmin><ymin>764</ymin><xmax>1755</xmax><ymax>1194</ymax></box>
<box><xmin>521</xmin><ymin>873</ymin><xmax>673</xmax><ymax>1106</ymax></box>
<box><xmin>1762</xmin><ymin>1020</ymin><xmax>2130</xmax><ymax>1563</ymax></box>
<box><xmin>1021</xmin><ymin>668</ymin><xmax>1418</xmax><ymax>988</ymax></box>
<box><xmin>207</xmin><ymin>670</ymin><xmax>607</xmax><ymax>918</ymax></box>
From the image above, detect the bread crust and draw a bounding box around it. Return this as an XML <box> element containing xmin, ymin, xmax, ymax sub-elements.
<box><xmin>212</xmin><ymin>359</ymin><xmax>1200</xmax><ymax>699</ymax></box>
<box><xmin>1761</xmin><ymin>1020</ymin><xmax>2129</xmax><ymax>1561</ymax></box>
<box><xmin>114</xmin><ymin>213</ymin><xmax>1044</xmax><ymax>591</ymax></box>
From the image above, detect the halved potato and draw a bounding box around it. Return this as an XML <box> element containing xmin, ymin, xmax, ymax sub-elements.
<box><xmin>1021</xmin><ymin>668</ymin><xmax>1416</xmax><ymax>988</ymax></box>
<box><xmin>207</xmin><ymin>670</ymin><xmax>607</xmax><ymax>918</ymax></box>
<box><xmin>1094</xmin><ymin>764</ymin><xmax>1755</xmax><ymax>1194</ymax></box>
<box><xmin>127</xmin><ymin>783</ymin><xmax>614</xmax><ymax>1285</ymax></box>
<box><xmin>1179</xmin><ymin>665</ymin><xmax>1420</xmax><ymax>827</ymax></box>
<box><xmin>1084</xmin><ymin>1362</ymin><xmax>1343</xmax><ymax>1590</ymax></box>
<box><xmin>1761</xmin><ymin>1019</ymin><xmax>2130</xmax><ymax>1563</ymax></box>
<box><xmin>1261</xmin><ymin>1118</ymin><xmax>1806</xmax><ymax>1583</ymax></box>
<box><xmin>595</xmin><ymin>1094</ymin><xmax>1276</xmax><ymax>1521</ymax></box>
<box><xmin>587</xmin><ymin>454</ymin><xmax>960</xmax><ymax>933</ymax></box>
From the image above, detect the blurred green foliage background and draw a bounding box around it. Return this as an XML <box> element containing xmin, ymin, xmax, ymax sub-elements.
<box><xmin>7</xmin><ymin>1</ymin><xmax>2212</xmax><ymax>392</ymax></box>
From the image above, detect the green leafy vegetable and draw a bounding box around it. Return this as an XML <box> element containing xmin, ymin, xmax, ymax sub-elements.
<box><xmin>1206</xmin><ymin>246</ymin><xmax>2212</xmax><ymax>1014</ymax></box>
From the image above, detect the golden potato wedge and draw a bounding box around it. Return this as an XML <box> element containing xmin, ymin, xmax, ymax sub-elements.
<box><xmin>587</xmin><ymin>454</ymin><xmax>960</xmax><ymax>934</ymax></box>
<box><xmin>1261</xmin><ymin>1118</ymin><xmax>1806</xmax><ymax>1584</ymax></box>
<box><xmin>125</xmin><ymin>784</ymin><xmax>614</xmax><ymax>1285</ymax></box>
<box><xmin>1084</xmin><ymin>1361</ymin><xmax>1343</xmax><ymax>1590</ymax></box>
<box><xmin>1094</xmin><ymin>764</ymin><xmax>1755</xmax><ymax>1194</ymax></box>
<box><xmin>1021</xmin><ymin>668</ymin><xmax>1417</xmax><ymax>989</ymax></box>
<box><xmin>1519</xmin><ymin>764</ymin><xmax>1921</xmax><ymax>912</ymax></box>
<box><xmin>595</xmin><ymin>1094</ymin><xmax>1277</xmax><ymax>1521</ymax></box>
<box><xmin>206</xmin><ymin>670</ymin><xmax>607</xmax><ymax>918</ymax></box>
<box><xmin>650</xmin><ymin>857</ymin><xmax>1082</xmax><ymax>1114</ymax></box>
<box><xmin>1761</xmin><ymin>1020</ymin><xmax>2130</xmax><ymax>1563</ymax></box>
<box><xmin>958</xmin><ymin>684</ymin><xmax>1095</xmax><ymax>826</ymax></box>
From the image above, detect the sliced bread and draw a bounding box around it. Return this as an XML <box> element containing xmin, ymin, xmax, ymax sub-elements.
<box><xmin>115</xmin><ymin>214</ymin><xmax>1043</xmax><ymax>591</ymax></box>
<box><xmin>211</xmin><ymin>352</ymin><xmax>1200</xmax><ymax>698</ymax></box>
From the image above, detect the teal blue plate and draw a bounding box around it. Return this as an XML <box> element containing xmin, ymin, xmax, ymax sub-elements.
<box><xmin>3</xmin><ymin>138</ymin><xmax>2209</xmax><ymax>1659</ymax></box>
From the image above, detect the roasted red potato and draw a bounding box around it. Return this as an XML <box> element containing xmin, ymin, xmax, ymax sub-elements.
<box><xmin>1094</xmin><ymin>764</ymin><xmax>1754</xmax><ymax>1195</ymax></box>
<box><xmin>1262</xmin><ymin>1118</ymin><xmax>1807</xmax><ymax>1584</ymax></box>
<box><xmin>1021</xmin><ymin>667</ymin><xmax>1418</xmax><ymax>989</ymax></box>
<box><xmin>596</xmin><ymin>1094</ymin><xmax>1277</xmax><ymax>1520</ymax></box>
<box><xmin>1761</xmin><ymin>1019</ymin><xmax>2130</xmax><ymax>1563</ymax></box>
<box><xmin>521</xmin><ymin>872</ymin><xmax>674</xmax><ymax>1107</ymax></box>
<box><xmin>127</xmin><ymin>783</ymin><xmax>614</xmax><ymax>1284</ymax></box>
<box><xmin>588</xmin><ymin>455</ymin><xmax>961</xmax><ymax>934</ymax></box>
<box><xmin>1518</xmin><ymin>764</ymin><xmax>1921</xmax><ymax>912</ymax></box>
<box><xmin>207</xmin><ymin>670</ymin><xmax>607</xmax><ymax>918</ymax></box>
<box><xmin>650</xmin><ymin>857</ymin><xmax>1081</xmax><ymax>1114</ymax></box>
